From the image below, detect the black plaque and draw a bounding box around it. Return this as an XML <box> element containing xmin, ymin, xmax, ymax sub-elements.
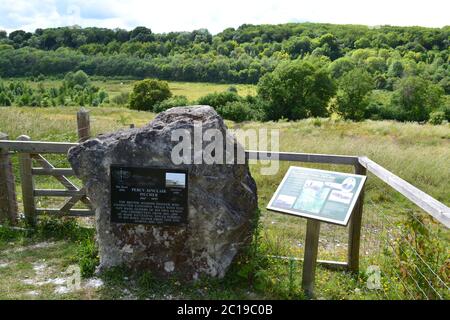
<box><xmin>110</xmin><ymin>165</ymin><xmax>188</xmax><ymax>225</ymax></box>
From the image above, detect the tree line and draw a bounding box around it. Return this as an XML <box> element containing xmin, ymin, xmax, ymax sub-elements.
<box><xmin>0</xmin><ymin>23</ymin><xmax>448</xmax><ymax>89</ymax></box>
<box><xmin>125</xmin><ymin>55</ymin><xmax>448</xmax><ymax>125</ymax></box>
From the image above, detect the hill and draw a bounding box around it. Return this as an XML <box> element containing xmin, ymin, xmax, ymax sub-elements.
<box><xmin>0</xmin><ymin>23</ymin><xmax>448</xmax><ymax>91</ymax></box>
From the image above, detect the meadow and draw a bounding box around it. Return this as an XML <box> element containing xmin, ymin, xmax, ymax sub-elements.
<box><xmin>5</xmin><ymin>78</ymin><xmax>257</xmax><ymax>102</ymax></box>
<box><xmin>0</xmin><ymin>86</ymin><xmax>449</xmax><ymax>299</ymax></box>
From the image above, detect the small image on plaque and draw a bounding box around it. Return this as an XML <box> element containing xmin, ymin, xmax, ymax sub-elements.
<box><xmin>110</xmin><ymin>166</ymin><xmax>188</xmax><ymax>225</ymax></box>
<box><xmin>272</xmin><ymin>194</ymin><xmax>296</xmax><ymax>208</ymax></box>
<box><xmin>166</xmin><ymin>172</ymin><xmax>186</xmax><ymax>188</ymax></box>
<box><xmin>293</xmin><ymin>183</ymin><xmax>330</xmax><ymax>214</ymax></box>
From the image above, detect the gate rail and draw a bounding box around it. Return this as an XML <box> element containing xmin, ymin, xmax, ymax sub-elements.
<box><xmin>0</xmin><ymin>136</ymin><xmax>93</xmax><ymax>225</ymax></box>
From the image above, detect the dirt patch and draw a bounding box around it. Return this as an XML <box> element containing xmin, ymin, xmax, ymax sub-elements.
<box><xmin>4</xmin><ymin>241</ymin><xmax>57</xmax><ymax>255</ymax></box>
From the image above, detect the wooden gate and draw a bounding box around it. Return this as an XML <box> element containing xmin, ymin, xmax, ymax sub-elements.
<box><xmin>14</xmin><ymin>135</ymin><xmax>93</xmax><ymax>225</ymax></box>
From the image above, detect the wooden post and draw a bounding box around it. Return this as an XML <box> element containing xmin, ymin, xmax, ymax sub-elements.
<box><xmin>17</xmin><ymin>135</ymin><xmax>36</xmax><ymax>226</ymax></box>
<box><xmin>302</xmin><ymin>219</ymin><xmax>321</xmax><ymax>298</ymax></box>
<box><xmin>77</xmin><ymin>108</ymin><xmax>91</xmax><ymax>142</ymax></box>
<box><xmin>0</xmin><ymin>133</ymin><xmax>18</xmax><ymax>224</ymax></box>
<box><xmin>348</xmin><ymin>163</ymin><xmax>367</xmax><ymax>273</ymax></box>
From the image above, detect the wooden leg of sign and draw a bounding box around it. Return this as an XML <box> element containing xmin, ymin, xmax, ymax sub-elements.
<box><xmin>302</xmin><ymin>219</ymin><xmax>321</xmax><ymax>299</ymax></box>
<box><xmin>348</xmin><ymin>163</ymin><xmax>367</xmax><ymax>273</ymax></box>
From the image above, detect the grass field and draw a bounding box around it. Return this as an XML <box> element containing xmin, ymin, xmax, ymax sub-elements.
<box><xmin>5</xmin><ymin>78</ymin><xmax>257</xmax><ymax>102</ymax></box>
<box><xmin>0</xmin><ymin>104</ymin><xmax>449</xmax><ymax>300</ymax></box>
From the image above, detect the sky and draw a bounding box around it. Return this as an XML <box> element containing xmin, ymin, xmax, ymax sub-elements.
<box><xmin>0</xmin><ymin>0</ymin><xmax>448</xmax><ymax>34</ymax></box>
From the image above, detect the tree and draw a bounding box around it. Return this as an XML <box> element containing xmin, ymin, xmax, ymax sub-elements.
<box><xmin>391</xmin><ymin>76</ymin><xmax>444</xmax><ymax>122</ymax></box>
<box><xmin>329</xmin><ymin>57</ymin><xmax>356</xmax><ymax>79</ymax></box>
<box><xmin>317</xmin><ymin>33</ymin><xmax>341</xmax><ymax>60</ymax></box>
<box><xmin>129</xmin><ymin>79</ymin><xmax>172</xmax><ymax>111</ymax></box>
<box><xmin>64</xmin><ymin>70</ymin><xmax>90</xmax><ymax>88</ymax></box>
<box><xmin>257</xmin><ymin>59</ymin><xmax>335</xmax><ymax>120</ymax></box>
<box><xmin>130</xmin><ymin>27</ymin><xmax>154</xmax><ymax>42</ymax></box>
<box><xmin>388</xmin><ymin>60</ymin><xmax>404</xmax><ymax>78</ymax></box>
<box><xmin>282</xmin><ymin>36</ymin><xmax>312</xmax><ymax>58</ymax></box>
<box><xmin>335</xmin><ymin>69</ymin><xmax>373</xmax><ymax>120</ymax></box>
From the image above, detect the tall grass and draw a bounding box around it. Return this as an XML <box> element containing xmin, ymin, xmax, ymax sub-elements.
<box><xmin>0</xmin><ymin>106</ymin><xmax>448</xmax><ymax>299</ymax></box>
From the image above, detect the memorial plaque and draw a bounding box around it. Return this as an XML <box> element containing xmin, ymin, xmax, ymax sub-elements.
<box><xmin>267</xmin><ymin>166</ymin><xmax>366</xmax><ymax>226</ymax></box>
<box><xmin>110</xmin><ymin>165</ymin><xmax>188</xmax><ymax>225</ymax></box>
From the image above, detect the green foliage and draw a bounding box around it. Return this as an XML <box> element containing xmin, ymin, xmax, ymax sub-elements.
<box><xmin>197</xmin><ymin>91</ymin><xmax>241</xmax><ymax>109</ymax></box>
<box><xmin>227</xmin><ymin>85</ymin><xmax>238</xmax><ymax>93</ymax></box>
<box><xmin>218</xmin><ymin>100</ymin><xmax>258</xmax><ymax>122</ymax></box>
<box><xmin>428</xmin><ymin>111</ymin><xmax>446</xmax><ymax>125</ymax></box>
<box><xmin>195</xmin><ymin>91</ymin><xmax>265</xmax><ymax>122</ymax></box>
<box><xmin>0</xmin><ymin>72</ymin><xmax>107</xmax><ymax>107</ymax></box>
<box><xmin>390</xmin><ymin>76</ymin><xmax>444</xmax><ymax>122</ymax></box>
<box><xmin>335</xmin><ymin>68</ymin><xmax>374</xmax><ymax>121</ymax></box>
<box><xmin>257</xmin><ymin>59</ymin><xmax>335</xmax><ymax>120</ymax></box>
<box><xmin>137</xmin><ymin>271</ymin><xmax>156</xmax><ymax>289</ymax></box>
<box><xmin>111</xmin><ymin>92</ymin><xmax>129</xmax><ymax>106</ymax></box>
<box><xmin>0</xmin><ymin>23</ymin><xmax>447</xmax><ymax>90</ymax></box>
<box><xmin>77</xmin><ymin>237</ymin><xmax>99</xmax><ymax>278</ymax></box>
<box><xmin>394</xmin><ymin>212</ymin><xmax>449</xmax><ymax>299</ymax></box>
<box><xmin>65</xmin><ymin>70</ymin><xmax>90</xmax><ymax>89</ymax></box>
<box><xmin>0</xmin><ymin>91</ymin><xmax>11</xmax><ymax>105</ymax></box>
<box><xmin>0</xmin><ymin>21</ymin><xmax>448</xmax><ymax>122</ymax></box>
<box><xmin>129</xmin><ymin>79</ymin><xmax>172</xmax><ymax>111</ymax></box>
<box><xmin>441</xmin><ymin>105</ymin><xmax>450</xmax><ymax>121</ymax></box>
<box><xmin>153</xmin><ymin>95</ymin><xmax>189</xmax><ymax>113</ymax></box>
<box><xmin>36</xmin><ymin>215</ymin><xmax>93</xmax><ymax>241</ymax></box>
<box><xmin>329</xmin><ymin>57</ymin><xmax>356</xmax><ymax>79</ymax></box>
<box><xmin>0</xmin><ymin>224</ymin><xmax>27</xmax><ymax>242</ymax></box>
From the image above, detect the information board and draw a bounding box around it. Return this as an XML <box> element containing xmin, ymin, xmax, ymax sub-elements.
<box><xmin>267</xmin><ymin>166</ymin><xmax>366</xmax><ymax>226</ymax></box>
<box><xmin>110</xmin><ymin>165</ymin><xmax>188</xmax><ymax>225</ymax></box>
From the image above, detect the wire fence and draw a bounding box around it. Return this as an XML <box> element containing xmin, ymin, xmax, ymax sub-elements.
<box><xmin>258</xmin><ymin>168</ymin><xmax>449</xmax><ymax>300</ymax></box>
<box><xmin>315</xmin><ymin>176</ymin><xmax>449</xmax><ymax>300</ymax></box>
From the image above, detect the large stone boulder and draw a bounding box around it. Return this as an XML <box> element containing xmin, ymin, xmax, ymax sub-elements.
<box><xmin>68</xmin><ymin>106</ymin><xmax>258</xmax><ymax>280</ymax></box>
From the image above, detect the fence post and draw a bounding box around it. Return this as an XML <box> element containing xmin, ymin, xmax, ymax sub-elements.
<box><xmin>17</xmin><ymin>135</ymin><xmax>36</xmax><ymax>226</ymax></box>
<box><xmin>348</xmin><ymin>162</ymin><xmax>367</xmax><ymax>273</ymax></box>
<box><xmin>301</xmin><ymin>219</ymin><xmax>321</xmax><ymax>298</ymax></box>
<box><xmin>77</xmin><ymin>107</ymin><xmax>91</xmax><ymax>142</ymax></box>
<box><xmin>0</xmin><ymin>133</ymin><xmax>18</xmax><ymax>224</ymax></box>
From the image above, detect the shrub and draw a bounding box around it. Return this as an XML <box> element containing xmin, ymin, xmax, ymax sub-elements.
<box><xmin>111</xmin><ymin>92</ymin><xmax>129</xmax><ymax>106</ymax></box>
<box><xmin>219</xmin><ymin>101</ymin><xmax>257</xmax><ymax>122</ymax></box>
<box><xmin>428</xmin><ymin>111</ymin><xmax>445</xmax><ymax>125</ymax></box>
<box><xmin>77</xmin><ymin>238</ymin><xmax>99</xmax><ymax>278</ymax></box>
<box><xmin>129</xmin><ymin>79</ymin><xmax>172</xmax><ymax>111</ymax></box>
<box><xmin>227</xmin><ymin>86</ymin><xmax>238</xmax><ymax>93</ymax></box>
<box><xmin>153</xmin><ymin>95</ymin><xmax>190</xmax><ymax>113</ymax></box>
<box><xmin>65</xmin><ymin>70</ymin><xmax>90</xmax><ymax>89</ymax></box>
<box><xmin>365</xmin><ymin>102</ymin><xmax>402</xmax><ymax>121</ymax></box>
<box><xmin>0</xmin><ymin>92</ymin><xmax>11</xmax><ymax>106</ymax></box>
<box><xmin>36</xmin><ymin>215</ymin><xmax>92</xmax><ymax>241</ymax></box>
<box><xmin>197</xmin><ymin>91</ymin><xmax>241</xmax><ymax>110</ymax></box>
<box><xmin>441</xmin><ymin>105</ymin><xmax>450</xmax><ymax>121</ymax></box>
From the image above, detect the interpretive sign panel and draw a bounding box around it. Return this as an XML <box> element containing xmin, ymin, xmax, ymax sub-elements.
<box><xmin>267</xmin><ymin>166</ymin><xmax>366</xmax><ymax>226</ymax></box>
<box><xmin>110</xmin><ymin>165</ymin><xmax>188</xmax><ymax>225</ymax></box>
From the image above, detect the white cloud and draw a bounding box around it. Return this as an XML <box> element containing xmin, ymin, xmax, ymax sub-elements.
<box><xmin>0</xmin><ymin>0</ymin><xmax>448</xmax><ymax>34</ymax></box>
